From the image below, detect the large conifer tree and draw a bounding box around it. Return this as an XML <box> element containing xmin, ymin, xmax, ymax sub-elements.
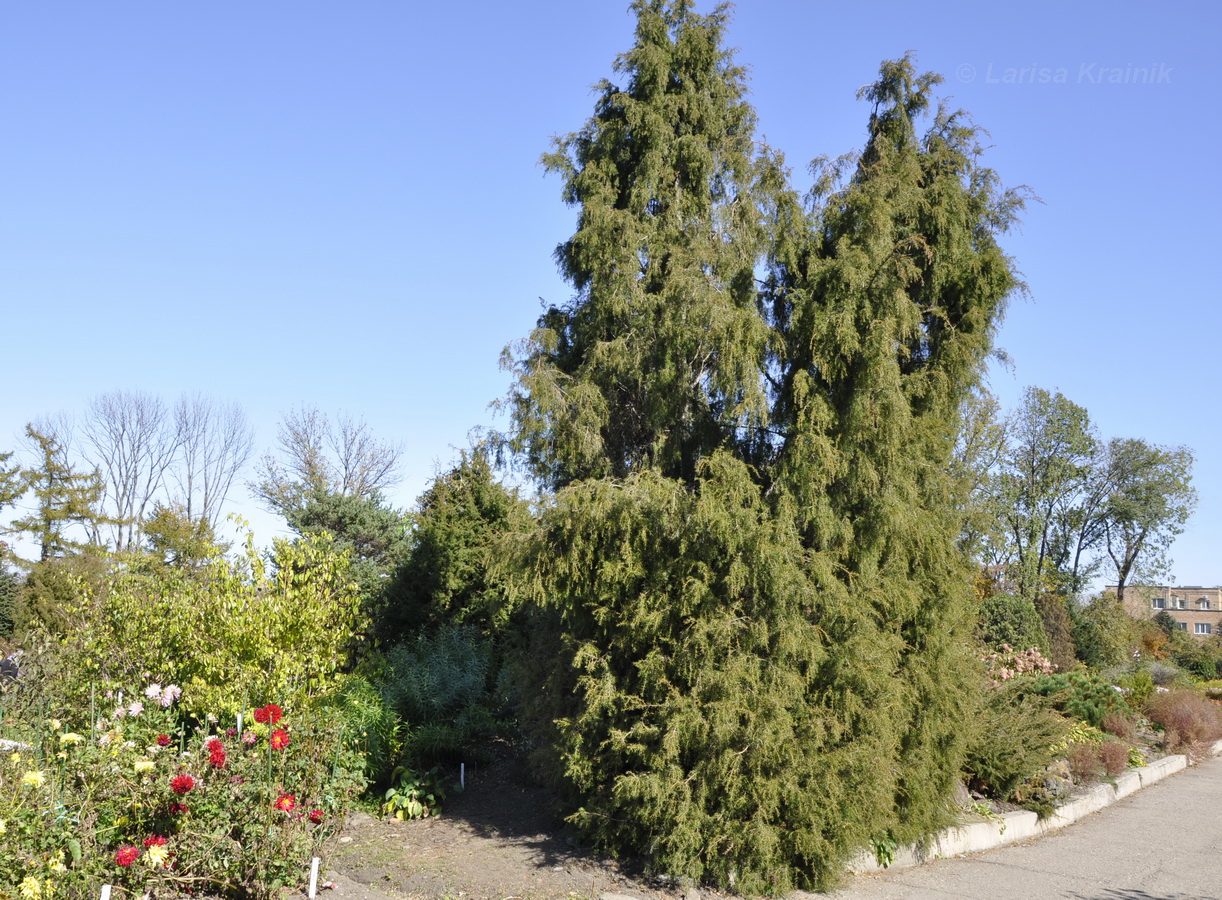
<box><xmin>505</xmin><ymin>3</ymin><xmax>1023</xmax><ymax>890</ymax></box>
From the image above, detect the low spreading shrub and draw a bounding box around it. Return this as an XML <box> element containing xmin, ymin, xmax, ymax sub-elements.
<box><xmin>1021</xmin><ymin>670</ymin><xmax>1129</xmax><ymax>728</ymax></box>
<box><xmin>962</xmin><ymin>682</ymin><xmax>1070</xmax><ymax>800</ymax></box>
<box><xmin>1145</xmin><ymin>690</ymin><xmax>1222</xmax><ymax>756</ymax></box>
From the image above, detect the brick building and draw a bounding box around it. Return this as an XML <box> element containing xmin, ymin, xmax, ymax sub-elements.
<box><xmin>1116</xmin><ymin>585</ymin><xmax>1222</xmax><ymax>637</ymax></box>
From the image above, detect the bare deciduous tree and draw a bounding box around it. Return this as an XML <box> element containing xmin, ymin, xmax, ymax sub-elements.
<box><xmin>80</xmin><ymin>390</ymin><xmax>180</xmax><ymax>552</ymax></box>
<box><xmin>172</xmin><ymin>394</ymin><xmax>254</xmax><ymax>528</ymax></box>
<box><xmin>251</xmin><ymin>407</ymin><xmax>403</xmax><ymax>517</ymax></box>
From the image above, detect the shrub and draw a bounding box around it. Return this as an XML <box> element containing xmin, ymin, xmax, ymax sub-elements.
<box><xmin>1100</xmin><ymin>710</ymin><xmax>1135</xmax><ymax>742</ymax></box>
<box><xmin>962</xmin><ymin>683</ymin><xmax>1070</xmax><ymax>800</ymax></box>
<box><xmin>1066</xmin><ymin>744</ymin><xmax>1102</xmax><ymax>783</ymax></box>
<box><xmin>978</xmin><ymin>594</ymin><xmax>1049</xmax><ymax>654</ymax></box>
<box><xmin>381</xmin><ymin>624</ymin><xmax>508</xmax><ymax>768</ymax></box>
<box><xmin>45</xmin><ymin>531</ymin><xmax>365</xmax><ymax>719</ymax></box>
<box><xmin>1120</xmin><ymin>669</ymin><xmax>1156</xmax><ymax>708</ymax></box>
<box><xmin>1145</xmin><ymin>690</ymin><xmax>1222</xmax><ymax>755</ymax></box>
<box><xmin>1022</xmin><ymin>670</ymin><xmax>1129</xmax><ymax>728</ymax></box>
<box><xmin>1098</xmin><ymin>740</ymin><xmax>1129</xmax><ymax>776</ymax></box>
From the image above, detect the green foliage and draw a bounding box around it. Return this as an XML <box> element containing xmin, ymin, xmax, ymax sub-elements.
<box><xmin>315</xmin><ymin>673</ymin><xmax>402</xmax><ymax>784</ymax></box>
<box><xmin>0</xmin><ymin>567</ymin><xmax>19</xmax><ymax>638</ymax></box>
<box><xmin>1034</xmin><ymin>593</ymin><xmax>1078</xmax><ymax>672</ymax></box>
<box><xmin>1021</xmin><ymin>670</ymin><xmax>1128</xmax><ymax>728</ymax></box>
<box><xmin>380</xmin><ymin>765</ymin><xmax>447</xmax><ymax>820</ymax></box>
<box><xmin>962</xmin><ymin>683</ymin><xmax>1070</xmax><ymax>800</ymax></box>
<box><xmin>1072</xmin><ymin>593</ymin><xmax>1137</xmax><ymax>668</ymax></box>
<box><xmin>44</xmin><ymin>530</ymin><xmax>365</xmax><ymax>719</ymax></box>
<box><xmin>384</xmin><ymin>451</ymin><xmax>526</xmax><ymax>639</ymax></box>
<box><xmin>381</xmin><ymin>624</ymin><xmax>504</xmax><ymax>767</ymax></box>
<box><xmin>286</xmin><ymin>487</ymin><xmax>412</xmax><ymax>626</ymax></box>
<box><xmin>9</xmin><ymin>425</ymin><xmax>109</xmax><ymax>564</ymax></box>
<box><xmin>142</xmin><ymin>503</ymin><xmax>228</xmax><ymax>567</ymax></box>
<box><xmin>501</xmin><ymin>2</ymin><xmax>1023</xmax><ymax>888</ymax></box>
<box><xmin>1120</xmin><ymin>668</ymin><xmax>1156</xmax><ymax>708</ymax></box>
<box><xmin>978</xmin><ymin>592</ymin><xmax>1048</xmax><ymax>653</ymax></box>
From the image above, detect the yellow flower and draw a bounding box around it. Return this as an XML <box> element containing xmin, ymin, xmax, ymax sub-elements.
<box><xmin>133</xmin><ymin>759</ymin><xmax>155</xmax><ymax>774</ymax></box>
<box><xmin>59</xmin><ymin>732</ymin><xmax>84</xmax><ymax>745</ymax></box>
<box><xmin>0</xmin><ymin>818</ymin><xmax>6</xmax><ymax>835</ymax></box>
<box><xmin>49</xmin><ymin>860</ymin><xmax>67</xmax><ymax>873</ymax></box>
<box><xmin>48</xmin><ymin>719</ymin><xmax>62</xmax><ymax>731</ymax></box>
<box><xmin>18</xmin><ymin>876</ymin><xmax>42</xmax><ymax>900</ymax></box>
<box><xmin>144</xmin><ymin>844</ymin><xmax>170</xmax><ymax>868</ymax></box>
<box><xmin>56</xmin><ymin>751</ymin><xmax>67</xmax><ymax>760</ymax></box>
<box><xmin>21</xmin><ymin>770</ymin><xmax>46</xmax><ymax>788</ymax></box>
<box><xmin>9</xmin><ymin>752</ymin><xmax>21</xmax><ymax>764</ymax></box>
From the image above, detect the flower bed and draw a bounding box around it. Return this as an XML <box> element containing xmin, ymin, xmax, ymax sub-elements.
<box><xmin>0</xmin><ymin>687</ymin><xmax>365</xmax><ymax>899</ymax></box>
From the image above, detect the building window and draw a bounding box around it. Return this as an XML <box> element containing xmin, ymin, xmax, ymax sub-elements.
<box><xmin>1178</xmin><ymin>622</ymin><xmax>1189</xmax><ymax>631</ymax></box>
<box><xmin>1195</xmin><ymin>623</ymin><xmax>1213</xmax><ymax>635</ymax></box>
<box><xmin>1200</xmin><ymin>599</ymin><xmax>1211</xmax><ymax>610</ymax></box>
<box><xmin>1152</xmin><ymin>597</ymin><xmax>1166</xmax><ymax>609</ymax></box>
<box><xmin>1173</xmin><ymin>595</ymin><xmax>1185</xmax><ymax>609</ymax></box>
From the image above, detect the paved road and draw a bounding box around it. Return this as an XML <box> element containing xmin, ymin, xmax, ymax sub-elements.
<box><xmin>817</xmin><ymin>755</ymin><xmax>1222</xmax><ymax>900</ymax></box>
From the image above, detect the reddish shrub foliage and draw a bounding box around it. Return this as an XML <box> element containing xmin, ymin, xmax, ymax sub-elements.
<box><xmin>1067</xmin><ymin>744</ymin><xmax>1102</xmax><ymax>783</ymax></box>
<box><xmin>1146</xmin><ymin>690</ymin><xmax>1222</xmax><ymax>756</ymax></box>
<box><xmin>1101</xmin><ymin>711</ymin><xmax>1135</xmax><ymax>742</ymax></box>
<box><xmin>1098</xmin><ymin>740</ymin><xmax>1129</xmax><ymax>776</ymax></box>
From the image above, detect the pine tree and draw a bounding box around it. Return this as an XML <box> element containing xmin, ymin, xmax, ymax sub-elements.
<box><xmin>504</xmin><ymin>4</ymin><xmax>1023</xmax><ymax>889</ymax></box>
<box><xmin>10</xmin><ymin>425</ymin><xmax>108</xmax><ymax>563</ymax></box>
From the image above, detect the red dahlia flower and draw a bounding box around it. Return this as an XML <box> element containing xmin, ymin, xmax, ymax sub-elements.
<box><xmin>308</xmin><ymin>809</ymin><xmax>325</xmax><ymax>824</ymax></box>
<box><xmin>171</xmin><ymin>774</ymin><xmax>195</xmax><ymax>794</ymax></box>
<box><xmin>253</xmin><ymin>703</ymin><xmax>283</xmax><ymax>725</ymax></box>
<box><xmin>156</xmin><ymin>734</ymin><xmax>172</xmax><ymax>746</ymax></box>
<box><xmin>274</xmin><ymin>793</ymin><xmax>296</xmax><ymax>812</ymax></box>
<box><xmin>168</xmin><ymin>801</ymin><xmax>189</xmax><ymax>816</ymax></box>
<box><xmin>143</xmin><ymin>834</ymin><xmax>168</xmax><ymax>848</ymax></box>
<box><xmin>115</xmin><ymin>846</ymin><xmax>140</xmax><ymax>867</ymax></box>
<box><xmin>269</xmin><ymin>729</ymin><xmax>290</xmax><ymax>751</ymax></box>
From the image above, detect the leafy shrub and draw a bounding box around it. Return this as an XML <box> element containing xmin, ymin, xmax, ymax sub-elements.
<box><xmin>1145</xmin><ymin>690</ymin><xmax>1222</xmax><ymax>755</ymax></box>
<box><xmin>962</xmin><ymin>683</ymin><xmax>1070</xmax><ymax>800</ymax></box>
<box><xmin>982</xmin><ymin>644</ymin><xmax>1055</xmax><ymax>686</ymax></box>
<box><xmin>1148</xmin><ymin>661</ymin><xmax>1187</xmax><ymax>687</ymax></box>
<box><xmin>380</xmin><ymin>765</ymin><xmax>447</xmax><ymax>820</ymax></box>
<box><xmin>1120</xmin><ymin>669</ymin><xmax>1156</xmax><ymax>709</ymax></box>
<box><xmin>315</xmin><ymin>674</ymin><xmax>401</xmax><ymax>784</ymax></box>
<box><xmin>1022</xmin><ymin>670</ymin><xmax>1129</xmax><ymax>728</ymax></box>
<box><xmin>45</xmin><ymin>532</ymin><xmax>366</xmax><ymax>719</ymax></box>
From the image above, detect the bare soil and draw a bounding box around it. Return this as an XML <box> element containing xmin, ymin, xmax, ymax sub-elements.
<box><xmin>323</xmin><ymin>757</ymin><xmax>708</xmax><ymax>900</ymax></box>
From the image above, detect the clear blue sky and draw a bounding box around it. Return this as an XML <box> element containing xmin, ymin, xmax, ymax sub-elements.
<box><xmin>2</xmin><ymin>1</ymin><xmax>1218</xmax><ymax>586</ymax></box>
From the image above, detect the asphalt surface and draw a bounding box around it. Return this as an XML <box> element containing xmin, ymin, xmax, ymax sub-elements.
<box><xmin>818</xmin><ymin>755</ymin><xmax>1222</xmax><ymax>900</ymax></box>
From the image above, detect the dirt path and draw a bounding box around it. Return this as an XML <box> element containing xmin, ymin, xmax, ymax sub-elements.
<box><xmin>323</xmin><ymin>759</ymin><xmax>699</xmax><ymax>900</ymax></box>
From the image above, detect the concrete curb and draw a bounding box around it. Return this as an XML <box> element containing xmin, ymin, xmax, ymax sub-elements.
<box><xmin>847</xmin><ymin>739</ymin><xmax>1222</xmax><ymax>873</ymax></box>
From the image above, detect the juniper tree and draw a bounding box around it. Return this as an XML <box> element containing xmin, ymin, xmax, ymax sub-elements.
<box><xmin>504</xmin><ymin>3</ymin><xmax>1023</xmax><ymax>889</ymax></box>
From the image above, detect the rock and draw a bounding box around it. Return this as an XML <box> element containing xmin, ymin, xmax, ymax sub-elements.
<box><xmin>683</xmin><ymin>887</ymin><xmax>701</xmax><ymax>900</ymax></box>
<box><xmin>599</xmin><ymin>894</ymin><xmax>643</xmax><ymax>900</ymax></box>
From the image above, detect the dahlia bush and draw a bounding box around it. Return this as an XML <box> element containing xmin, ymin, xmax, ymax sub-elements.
<box><xmin>0</xmin><ymin>686</ymin><xmax>365</xmax><ymax>900</ymax></box>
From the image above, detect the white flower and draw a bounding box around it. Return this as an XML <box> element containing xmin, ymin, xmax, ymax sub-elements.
<box><xmin>160</xmin><ymin>684</ymin><xmax>181</xmax><ymax>707</ymax></box>
<box><xmin>145</xmin><ymin>683</ymin><xmax>163</xmax><ymax>700</ymax></box>
<box><xmin>127</xmin><ymin>700</ymin><xmax>145</xmax><ymax>716</ymax></box>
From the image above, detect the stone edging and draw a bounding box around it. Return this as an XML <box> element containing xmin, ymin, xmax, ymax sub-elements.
<box><xmin>846</xmin><ymin>739</ymin><xmax>1222</xmax><ymax>873</ymax></box>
